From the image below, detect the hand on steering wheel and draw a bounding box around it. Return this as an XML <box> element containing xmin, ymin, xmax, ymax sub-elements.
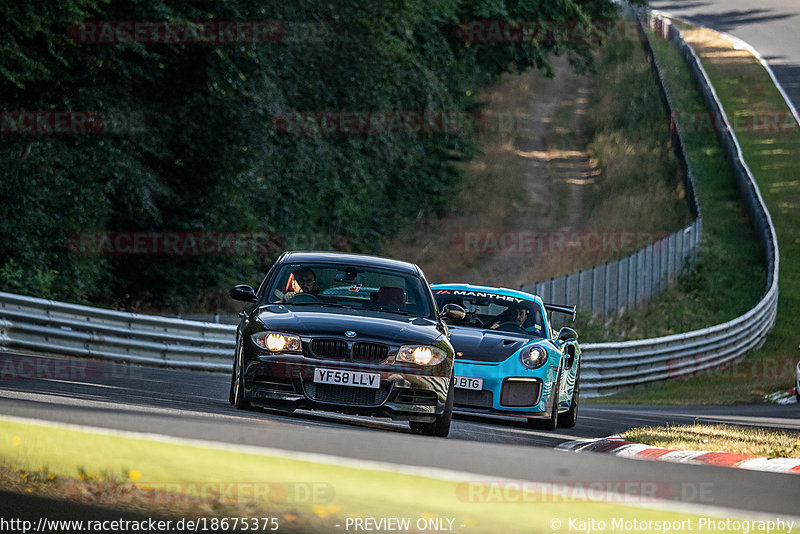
<box><xmin>286</xmin><ymin>292</ymin><xmax>321</xmax><ymax>303</ymax></box>
<box><xmin>495</xmin><ymin>321</ymin><xmax>527</xmax><ymax>334</ymax></box>
<box><xmin>465</xmin><ymin>311</ymin><xmax>484</xmax><ymax>326</ymax></box>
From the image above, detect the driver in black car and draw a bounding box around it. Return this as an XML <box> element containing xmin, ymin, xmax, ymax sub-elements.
<box><xmin>490</xmin><ymin>307</ymin><xmax>528</xmax><ymax>330</ymax></box>
<box><xmin>283</xmin><ymin>267</ymin><xmax>320</xmax><ymax>300</ymax></box>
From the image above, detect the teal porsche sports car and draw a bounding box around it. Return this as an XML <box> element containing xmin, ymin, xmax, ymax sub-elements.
<box><xmin>431</xmin><ymin>283</ymin><xmax>580</xmax><ymax>429</ymax></box>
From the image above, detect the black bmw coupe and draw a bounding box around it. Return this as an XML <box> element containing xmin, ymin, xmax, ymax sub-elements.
<box><xmin>228</xmin><ymin>251</ymin><xmax>465</xmax><ymax>437</ymax></box>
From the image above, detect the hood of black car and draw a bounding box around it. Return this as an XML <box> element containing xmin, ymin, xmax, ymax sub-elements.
<box><xmin>255</xmin><ymin>305</ymin><xmax>442</xmax><ymax>345</ymax></box>
<box><xmin>448</xmin><ymin>326</ymin><xmax>528</xmax><ymax>362</ymax></box>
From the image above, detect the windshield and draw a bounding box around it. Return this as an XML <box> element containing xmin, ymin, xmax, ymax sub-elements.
<box><xmin>263</xmin><ymin>263</ymin><xmax>435</xmax><ymax>319</ymax></box>
<box><xmin>433</xmin><ymin>289</ymin><xmax>546</xmax><ymax>338</ymax></box>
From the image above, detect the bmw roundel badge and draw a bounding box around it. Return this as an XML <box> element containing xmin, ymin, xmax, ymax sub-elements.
<box><xmin>345</xmin><ymin>330</ymin><xmax>357</xmax><ymax>338</ymax></box>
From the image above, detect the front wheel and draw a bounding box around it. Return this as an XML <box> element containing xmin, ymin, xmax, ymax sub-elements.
<box><xmin>528</xmin><ymin>368</ymin><xmax>561</xmax><ymax>431</ymax></box>
<box><xmin>228</xmin><ymin>346</ymin><xmax>237</xmax><ymax>405</ymax></box>
<box><xmin>410</xmin><ymin>376</ymin><xmax>454</xmax><ymax>437</ymax></box>
<box><xmin>228</xmin><ymin>369</ymin><xmax>236</xmax><ymax>405</ymax></box>
<box><xmin>232</xmin><ymin>343</ymin><xmax>256</xmax><ymax>411</ymax></box>
<box><xmin>558</xmin><ymin>366</ymin><xmax>580</xmax><ymax>428</ymax></box>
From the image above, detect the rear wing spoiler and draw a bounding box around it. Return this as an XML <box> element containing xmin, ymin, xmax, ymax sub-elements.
<box><xmin>544</xmin><ymin>303</ymin><xmax>576</xmax><ymax>321</ymax></box>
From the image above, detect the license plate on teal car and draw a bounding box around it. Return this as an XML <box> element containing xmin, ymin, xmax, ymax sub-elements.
<box><xmin>454</xmin><ymin>376</ymin><xmax>483</xmax><ymax>390</ymax></box>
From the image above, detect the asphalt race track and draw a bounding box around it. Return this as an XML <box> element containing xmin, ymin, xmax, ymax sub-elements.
<box><xmin>1</xmin><ymin>354</ymin><xmax>799</xmax><ymax>518</ymax></box>
<box><xmin>650</xmin><ymin>0</ymin><xmax>800</xmax><ymax>111</ymax></box>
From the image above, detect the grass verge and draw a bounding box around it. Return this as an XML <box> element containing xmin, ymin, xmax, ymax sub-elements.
<box><xmin>588</xmin><ymin>22</ymin><xmax>798</xmax><ymax>404</ymax></box>
<box><xmin>576</xmin><ymin>30</ymin><xmax>764</xmax><ymax>344</ymax></box>
<box><xmin>625</xmin><ymin>424</ymin><xmax>800</xmax><ymax>459</ymax></box>
<box><xmin>0</xmin><ymin>417</ymin><xmax>747</xmax><ymax>533</ymax></box>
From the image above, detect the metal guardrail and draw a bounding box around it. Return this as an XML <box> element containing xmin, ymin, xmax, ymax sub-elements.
<box><xmin>0</xmin><ymin>291</ymin><xmax>235</xmax><ymax>371</ymax></box>
<box><xmin>0</xmin><ymin>10</ymin><xmax>782</xmax><ymax>398</ymax></box>
<box><xmin>521</xmin><ymin>221</ymin><xmax>700</xmax><ymax>318</ymax></box>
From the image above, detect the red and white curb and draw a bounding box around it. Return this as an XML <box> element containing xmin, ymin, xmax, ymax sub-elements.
<box><xmin>765</xmin><ymin>387</ymin><xmax>798</xmax><ymax>405</ymax></box>
<box><xmin>557</xmin><ymin>434</ymin><xmax>800</xmax><ymax>475</ymax></box>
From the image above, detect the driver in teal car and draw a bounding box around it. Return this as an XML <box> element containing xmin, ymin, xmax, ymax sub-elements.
<box><xmin>489</xmin><ymin>307</ymin><xmax>528</xmax><ymax>330</ymax></box>
<box><xmin>489</xmin><ymin>307</ymin><xmax>544</xmax><ymax>337</ymax></box>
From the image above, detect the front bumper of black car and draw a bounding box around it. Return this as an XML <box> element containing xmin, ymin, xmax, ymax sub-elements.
<box><xmin>242</xmin><ymin>353</ymin><xmax>452</xmax><ymax>423</ymax></box>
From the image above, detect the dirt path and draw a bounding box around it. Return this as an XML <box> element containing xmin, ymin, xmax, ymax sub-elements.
<box><xmin>383</xmin><ymin>56</ymin><xmax>598</xmax><ymax>288</ymax></box>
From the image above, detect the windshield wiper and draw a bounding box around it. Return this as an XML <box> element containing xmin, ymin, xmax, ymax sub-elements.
<box><xmin>284</xmin><ymin>302</ymin><xmax>347</xmax><ymax>307</ymax></box>
<box><xmin>372</xmin><ymin>308</ymin><xmax>414</xmax><ymax>316</ymax></box>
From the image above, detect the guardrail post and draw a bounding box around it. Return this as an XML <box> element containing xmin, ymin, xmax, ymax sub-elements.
<box><xmin>564</xmin><ymin>274</ymin><xmax>570</xmax><ymax>308</ymax></box>
<box><xmin>616</xmin><ymin>258</ymin><xmax>624</xmax><ymax>314</ymax></box>
<box><xmin>603</xmin><ymin>263</ymin><xmax>610</xmax><ymax>317</ymax></box>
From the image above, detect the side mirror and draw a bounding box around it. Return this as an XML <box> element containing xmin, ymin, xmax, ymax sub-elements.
<box><xmin>557</xmin><ymin>327</ymin><xmax>578</xmax><ymax>342</ymax></box>
<box><xmin>229</xmin><ymin>284</ymin><xmax>257</xmax><ymax>303</ymax></box>
<box><xmin>439</xmin><ymin>303</ymin><xmax>466</xmax><ymax>321</ymax></box>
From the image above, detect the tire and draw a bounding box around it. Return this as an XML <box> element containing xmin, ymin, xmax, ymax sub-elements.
<box><xmin>228</xmin><ymin>369</ymin><xmax>236</xmax><ymax>405</ymax></box>
<box><xmin>232</xmin><ymin>343</ymin><xmax>256</xmax><ymax>411</ymax></box>
<box><xmin>528</xmin><ymin>368</ymin><xmax>561</xmax><ymax>431</ymax></box>
<box><xmin>228</xmin><ymin>345</ymin><xmax>237</xmax><ymax>405</ymax></box>
<box><xmin>558</xmin><ymin>366</ymin><xmax>580</xmax><ymax>429</ymax></box>
<box><xmin>409</xmin><ymin>375</ymin><xmax>454</xmax><ymax>437</ymax></box>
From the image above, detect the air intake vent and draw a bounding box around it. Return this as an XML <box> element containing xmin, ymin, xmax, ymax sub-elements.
<box><xmin>395</xmin><ymin>389</ymin><xmax>438</xmax><ymax>406</ymax></box>
<box><xmin>304</xmin><ymin>383</ymin><xmax>389</xmax><ymax>406</ymax></box>
<box><xmin>253</xmin><ymin>378</ymin><xmax>297</xmax><ymax>394</ymax></box>
<box><xmin>311</xmin><ymin>339</ymin><xmax>348</xmax><ymax>359</ymax></box>
<box><xmin>454</xmin><ymin>389</ymin><xmax>493</xmax><ymax>409</ymax></box>
<box><xmin>500</xmin><ymin>379</ymin><xmax>541</xmax><ymax>407</ymax></box>
<box><xmin>352</xmin><ymin>342</ymin><xmax>389</xmax><ymax>363</ymax></box>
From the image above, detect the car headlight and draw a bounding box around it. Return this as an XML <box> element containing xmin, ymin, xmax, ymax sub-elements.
<box><xmin>397</xmin><ymin>345</ymin><xmax>448</xmax><ymax>366</ymax></box>
<box><xmin>251</xmin><ymin>331</ymin><xmax>302</xmax><ymax>353</ymax></box>
<box><xmin>520</xmin><ymin>346</ymin><xmax>548</xmax><ymax>369</ymax></box>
